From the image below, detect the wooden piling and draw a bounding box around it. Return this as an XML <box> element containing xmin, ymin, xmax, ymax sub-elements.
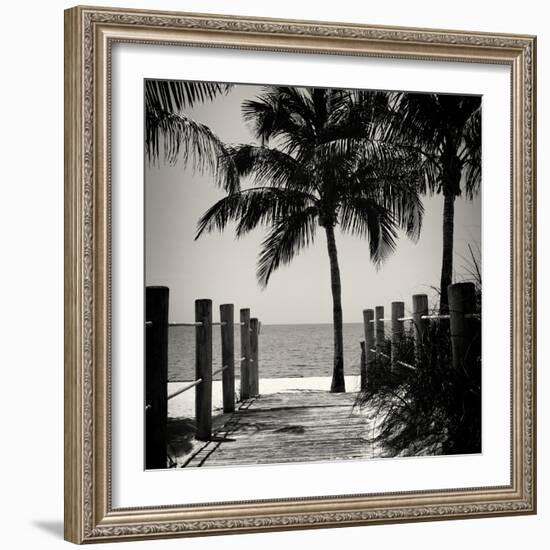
<box><xmin>391</xmin><ymin>301</ymin><xmax>405</xmax><ymax>367</ymax></box>
<box><xmin>145</xmin><ymin>286</ymin><xmax>169</xmax><ymax>469</ymax></box>
<box><xmin>362</xmin><ymin>309</ymin><xmax>374</xmax><ymax>387</ymax></box>
<box><xmin>375</xmin><ymin>306</ymin><xmax>384</xmax><ymax>354</ymax></box>
<box><xmin>412</xmin><ymin>294</ymin><xmax>429</xmax><ymax>365</ymax></box>
<box><xmin>220</xmin><ymin>304</ymin><xmax>235</xmax><ymax>413</ymax></box>
<box><xmin>360</xmin><ymin>341</ymin><xmax>367</xmax><ymax>391</ymax></box>
<box><xmin>195</xmin><ymin>299</ymin><xmax>212</xmax><ymax>441</ymax></box>
<box><xmin>447</xmin><ymin>282</ymin><xmax>481</xmax><ymax>454</ymax></box>
<box><xmin>240</xmin><ymin>309</ymin><xmax>251</xmax><ymax>400</ymax></box>
<box><xmin>448</xmin><ymin>283</ymin><xmax>477</xmax><ymax>373</ymax></box>
<box><xmin>250</xmin><ymin>318</ymin><xmax>260</xmax><ymax>396</ymax></box>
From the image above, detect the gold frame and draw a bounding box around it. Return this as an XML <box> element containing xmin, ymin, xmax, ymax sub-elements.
<box><xmin>64</xmin><ymin>5</ymin><xmax>537</xmax><ymax>544</ymax></box>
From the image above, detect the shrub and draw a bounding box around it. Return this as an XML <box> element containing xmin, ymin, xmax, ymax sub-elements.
<box><xmin>357</xmin><ymin>305</ymin><xmax>481</xmax><ymax>457</ymax></box>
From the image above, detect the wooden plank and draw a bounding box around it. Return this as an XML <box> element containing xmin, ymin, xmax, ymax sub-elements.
<box><xmin>175</xmin><ymin>390</ymin><xmax>379</xmax><ymax>468</ymax></box>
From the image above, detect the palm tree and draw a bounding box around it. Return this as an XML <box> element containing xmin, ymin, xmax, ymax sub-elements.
<box><xmin>145</xmin><ymin>80</ymin><xmax>233</xmax><ymax>182</ymax></box>
<box><xmin>389</xmin><ymin>93</ymin><xmax>481</xmax><ymax>312</ymax></box>
<box><xmin>195</xmin><ymin>86</ymin><xmax>424</xmax><ymax>392</ymax></box>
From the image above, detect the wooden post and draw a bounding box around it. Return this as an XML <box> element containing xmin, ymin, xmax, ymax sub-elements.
<box><xmin>447</xmin><ymin>282</ymin><xmax>481</xmax><ymax>454</ymax></box>
<box><xmin>250</xmin><ymin>318</ymin><xmax>260</xmax><ymax>396</ymax></box>
<box><xmin>375</xmin><ymin>306</ymin><xmax>384</xmax><ymax>355</ymax></box>
<box><xmin>240</xmin><ymin>308</ymin><xmax>251</xmax><ymax>400</ymax></box>
<box><xmin>360</xmin><ymin>341</ymin><xmax>367</xmax><ymax>391</ymax></box>
<box><xmin>448</xmin><ymin>283</ymin><xmax>477</xmax><ymax>373</ymax></box>
<box><xmin>220</xmin><ymin>304</ymin><xmax>235</xmax><ymax>413</ymax></box>
<box><xmin>390</xmin><ymin>301</ymin><xmax>405</xmax><ymax>370</ymax></box>
<box><xmin>145</xmin><ymin>286</ymin><xmax>169</xmax><ymax>469</ymax></box>
<box><xmin>412</xmin><ymin>294</ymin><xmax>429</xmax><ymax>365</ymax></box>
<box><xmin>362</xmin><ymin>309</ymin><xmax>374</xmax><ymax>387</ymax></box>
<box><xmin>195</xmin><ymin>299</ymin><xmax>212</xmax><ymax>441</ymax></box>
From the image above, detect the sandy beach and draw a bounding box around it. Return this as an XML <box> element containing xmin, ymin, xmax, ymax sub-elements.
<box><xmin>166</xmin><ymin>375</ymin><xmax>376</xmax><ymax>467</ymax></box>
<box><xmin>168</xmin><ymin>375</ymin><xmax>362</xmax><ymax>419</ymax></box>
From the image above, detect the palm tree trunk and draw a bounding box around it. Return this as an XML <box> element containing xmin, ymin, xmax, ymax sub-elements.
<box><xmin>439</xmin><ymin>192</ymin><xmax>455</xmax><ymax>313</ymax></box>
<box><xmin>324</xmin><ymin>225</ymin><xmax>345</xmax><ymax>393</ymax></box>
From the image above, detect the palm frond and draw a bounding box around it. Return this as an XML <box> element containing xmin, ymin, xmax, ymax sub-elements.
<box><xmin>256</xmin><ymin>207</ymin><xmax>318</xmax><ymax>287</ymax></box>
<box><xmin>146</xmin><ymin>109</ymin><xmax>224</xmax><ymax>172</ymax></box>
<box><xmin>351</xmin><ymin>156</ymin><xmax>425</xmax><ymax>240</ymax></box>
<box><xmin>195</xmin><ymin>187</ymin><xmax>317</xmax><ymax>239</ymax></box>
<box><xmin>339</xmin><ymin>198</ymin><xmax>398</xmax><ymax>265</ymax></box>
<box><xmin>322</xmin><ymin>89</ymin><xmax>393</xmax><ymax>141</ymax></box>
<box><xmin>198</xmin><ymin>84</ymin><xmax>433</xmax><ymax>285</ymax></box>
<box><xmin>225</xmin><ymin>144</ymin><xmax>313</xmax><ymax>193</ymax></box>
<box><xmin>391</xmin><ymin>93</ymin><xmax>447</xmax><ymax>146</ymax></box>
<box><xmin>242</xmin><ymin>87</ymin><xmax>315</xmax><ymax>155</ymax></box>
<box><xmin>145</xmin><ymin>80</ymin><xmax>234</xmax><ymax>177</ymax></box>
<box><xmin>460</xmin><ymin>106</ymin><xmax>481</xmax><ymax>199</ymax></box>
<box><xmin>315</xmin><ymin>137</ymin><xmax>413</xmax><ymax>171</ymax></box>
<box><xmin>216</xmin><ymin>144</ymin><xmax>241</xmax><ymax>194</ymax></box>
<box><xmin>145</xmin><ymin>80</ymin><xmax>231</xmax><ymax>114</ymax></box>
<box><xmin>387</xmin><ymin>92</ymin><xmax>482</xmax><ymax>198</ymax></box>
<box><xmin>241</xmin><ymin>95</ymin><xmax>278</xmax><ymax>143</ymax></box>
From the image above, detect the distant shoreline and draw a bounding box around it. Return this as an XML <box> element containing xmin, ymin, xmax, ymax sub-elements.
<box><xmin>170</xmin><ymin>321</ymin><xmax>366</xmax><ymax>327</ymax></box>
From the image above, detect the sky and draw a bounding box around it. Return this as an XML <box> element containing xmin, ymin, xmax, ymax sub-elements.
<box><xmin>145</xmin><ymin>84</ymin><xmax>481</xmax><ymax>325</ymax></box>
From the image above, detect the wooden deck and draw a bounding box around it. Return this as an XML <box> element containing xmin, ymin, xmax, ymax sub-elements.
<box><xmin>172</xmin><ymin>390</ymin><xmax>378</xmax><ymax>468</ymax></box>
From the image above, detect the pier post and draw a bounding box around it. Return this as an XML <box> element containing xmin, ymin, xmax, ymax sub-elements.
<box><xmin>362</xmin><ymin>309</ymin><xmax>374</xmax><ymax>388</ymax></box>
<box><xmin>447</xmin><ymin>282</ymin><xmax>481</xmax><ymax>454</ymax></box>
<box><xmin>360</xmin><ymin>341</ymin><xmax>367</xmax><ymax>391</ymax></box>
<box><xmin>412</xmin><ymin>294</ymin><xmax>429</xmax><ymax>365</ymax></box>
<box><xmin>391</xmin><ymin>301</ymin><xmax>405</xmax><ymax>369</ymax></box>
<box><xmin>448</xmin><ymin>283</ymin><xmax>478</xmax><ymax>373</ymax></box>
<box><xmin>195</xmin><ymin>299</ymin><xmax>212</xmax><ymax>440</ymax></box>
<box><xmin>240</xmin><ymin>309</ymin><xmax>251</xmax><ymax>400</ymax></box>
<box><xmin>250</xmin><ymin>318</ymin><xmax>260</xmax><ymax>396</ymax></box>
<box><xmin>220</xmin><ymin>304</ymin><xmax>235</xmax><ymax>413</ymax></box>
<box><xmin>145</xmin><ymin>286</ymin><xmax>169</xmax><ymax>469</ymax></box>
<box><xmin>375</xmin><ymin>306</ymin><xmax>384</xmax><ymax>356</ymax></box>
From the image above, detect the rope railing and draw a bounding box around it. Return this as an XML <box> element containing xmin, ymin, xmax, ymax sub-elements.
<box><xmin>212</xmin><ymin>364</ymin><xmax>229</xmax><ymax>377</ymax></box>
<box><xmin>145</xmin><ymin>289</ymin><xmax>262</xmax><ymax>465</ymax></box>
<box><xmin>368</xmin><ymin>313</ymin><xmax>479</xmax><ymax>322</ymax></box>
<box><xmin>359</xmin><ymin>283</ymin><xmax>480</xmax><ymax>394</ymax></box>
<box><xmin>167</xmin><ymin>378</ymin><xmax>203</xmax><ymax>400</ymax></box>
<box><xmin>421</xmin><ymin>314</ymin><xmax>450</xmax><ymax>320</ymax></box>
<box><xmin>165</xmin><ymin>365</ymin><xmax>230</xmax><ymax>402</ymax></box>
<box><xmin>147</xmin><ymin>321</ymin><xmax>257</xmax><ymax>327</ymax></box>
<box><xmin>420</xmin><ymin>313</ymin><xmax>480</xmax><ymax>320</ymax></box>
<box><xmin>169</xmin><ymin>321</ymin><xmax>226</xmax><ymax>327</ymax></box>
<box><xmin>369</xmin><ymin>348</ymin><xmax>416</xmax><ymax>371</ymax></box>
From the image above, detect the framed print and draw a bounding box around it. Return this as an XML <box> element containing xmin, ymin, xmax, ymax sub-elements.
<box><xmin>64</xmin><ymin>5</ymin><xmax>537</xmax><ymax>544</ymax></box>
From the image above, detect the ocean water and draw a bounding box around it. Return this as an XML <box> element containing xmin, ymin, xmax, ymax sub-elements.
<box><xmin>168</xmin><ymin>323</ymin><xmax>365</xmax><ymax>382</ymax></box>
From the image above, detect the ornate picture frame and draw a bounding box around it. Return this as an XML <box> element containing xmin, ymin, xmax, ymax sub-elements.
<box><xmin>64</xmin><ymin>5</ymin><xmax>536</xmax><ymax>543</ymax></box>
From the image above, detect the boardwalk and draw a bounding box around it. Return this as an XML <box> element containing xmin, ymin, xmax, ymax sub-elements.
<box><xmin>169</xmin><ymin>389</ymin><xmax>378</xmax><ymax>468</ymax></box>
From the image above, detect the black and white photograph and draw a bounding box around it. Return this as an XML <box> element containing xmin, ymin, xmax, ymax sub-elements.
<box><xmin>55</xmin><ymin>1</ymin><xmax>541</xmax><ymax>544</ymax></box>
<box><xmin>144</xmin><ymin>80</ymin><xmax>482</xmax><ymax>469</ymax></box>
